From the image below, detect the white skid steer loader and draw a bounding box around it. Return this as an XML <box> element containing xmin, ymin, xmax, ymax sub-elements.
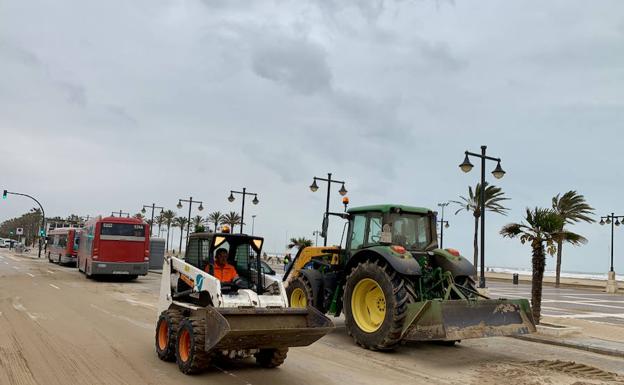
<box><xmin>155</xmin><ymin>231</ymin><xmax>334</xmax><ymax>374</ymax></box>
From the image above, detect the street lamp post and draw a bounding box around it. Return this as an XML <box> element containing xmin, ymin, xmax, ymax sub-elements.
<box><xmin>2</xmin><ymin>190</ymin><xmax>46</xmax><ymax>258</ymax></box>
<box><xmin>312</xmin><ymin>230</ymin><xmax>321</xmax><ymax>246</ymax></box>
<box><xmin>437</xmin><ymin>202</ymin><xmax>450</xmax><ymax>249</ymax></box>
<box><xmin>228</xmin><ymin>188</ymin><xmax>259</xmax><ymax>234</ymax></box>
<box><xmin>141</xmin><ymin>203</ymin><xmax>164</xmax><ymax>238</ymax></box>
<box><xmin>459</xmin><ymin>145</ymin><xmax>506</xmax><ymax>288</ymax></box>
<box><xmin>309</xmin><ymin>173</ymin><xmax>348</xmax><ymax>246</ymax></box>
<box><xmin>176</xmin><ymin>197</ymin><xmax>204</xmax><ymax>251</ymax></box>
<box><xmin>251</xmin><ymin>215</ymin><xmax>257</xmax><ymax>235</ymax></box>
<box><xmin>600</xmin><ymin>213</ymin><xmax>623</xmax><ymax>293</ymax></box>
<box><xmin>111</xmin><ymin>210</ymin><xmax>130</xmax><ymax>218</ymax></box>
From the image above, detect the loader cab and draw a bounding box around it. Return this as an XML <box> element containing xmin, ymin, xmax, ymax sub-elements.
<box><xmin>184</xmin><ymin>232</ymin><xmax>265</xmax><ymax>292</ymax></box>
<box><xmin>346</xmin><ymin>205</ymin><xmax>438</xmax><ymax>252</ymax></box>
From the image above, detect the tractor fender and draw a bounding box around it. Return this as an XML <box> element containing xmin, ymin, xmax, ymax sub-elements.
<box><xmin>299</xmin><ymin>269</ymin><xmax>324</xmax><ymax>303</ymax></box>
<box><xmin>431</xmin><ymin>249</ymin><xmax>476</xmax><ymax>277</ymax></box>
<box><xmin>346</xmin><ymin>247</ymin><xmax>422</xmax><ymax>276</ymax></box>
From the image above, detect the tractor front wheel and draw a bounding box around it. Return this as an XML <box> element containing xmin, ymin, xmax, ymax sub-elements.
<box><xmin>343</xmin><ymin>260</ymin><xmax>409</xmax><ymax>351</ymax></box>
<box><xmin>286</xmin><ymin>276</ymin><xmax>315</xmax><ymax>309</ymax></box>
<box><xmin>176</xmin><ymin>317</ymin><xmax>212</xmax><ymax>374</ymax></box>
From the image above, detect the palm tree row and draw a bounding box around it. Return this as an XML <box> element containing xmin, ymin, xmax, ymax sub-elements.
<box><xmin>500</xmin><ymin>191</ymin><xmax>594</xmax><ymax>324</ymax></box>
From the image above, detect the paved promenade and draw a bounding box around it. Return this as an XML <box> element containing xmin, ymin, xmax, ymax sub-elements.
<box><xmin>489</xmin><ymin>281</ymin><xmax>624</xmax><ymax>326</ymax></box>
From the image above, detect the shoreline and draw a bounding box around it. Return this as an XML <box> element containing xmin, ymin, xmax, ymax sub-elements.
<box><xmin>486</xmin><ymin>271</ymin><xmax>623</xmax><ymax>293</ymax></box>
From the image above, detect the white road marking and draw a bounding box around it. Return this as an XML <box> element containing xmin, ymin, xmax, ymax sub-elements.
<box><xmin>8</xmin><ymin>256</ymin><xmax>20</xmax><ymax>262</ymax></box>
<box><xmin>49</xmin><ymin>284</ymin><xmax>61</xmax><ymax>290</ymax></box>
<box><xmin>26</xmin><ymin>273</ymin><xmax>35</xmax><ymax>277</ymax></box>
<box><xmin>547</xmin><ymin>312</ymin><xmax>624</xmax><ymax>319</ymax></box>
<box><xmin>3</xmin><ymin>261</ymin><xmax>8</xmax><ymax>265</ymax></box>
<box><xmin>124</xmin><ymin>298</ymin><xmax>156</xmax><ymax>309</ymax></box>
<box><xmin>90</xmin><ymin>304</ymin><xmax>152</xmax><ymax>330</ymax></box>
<box><xmin>46</xmin><ymin>270</ymin><xmax>55</xmax><ymax>274</ymax></box>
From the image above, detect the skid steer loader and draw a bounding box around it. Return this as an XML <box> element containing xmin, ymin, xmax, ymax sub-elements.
<box><xmin>284</xmin><ymin>204</ymin><xmax>535</xmax><ymax>351</ymax></box>
<box><xmin>155</xmin><ymin>230</ymin><xmax>333</xmax><ymax>374</ymax></box>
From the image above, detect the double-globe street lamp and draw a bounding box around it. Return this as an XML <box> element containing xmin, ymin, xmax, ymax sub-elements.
<box><xmin>459</xmin><ymin>145</ymin><xmax>506</xmax><ymax>288</ymax></box>
<box><xmin>309</xmin><ymin>173</ymin><xmax>347</xmax><ymax>246</ymax></box>
<box><xmin>228</xmin><ymin>188</ymin><xmax>259</xmax><ymax>234</ymax></box>
<box><xmin>176</xmin><ymin>197</ymin><xmax>204</xmax><ymax>251</ymax></box>
<box><xmin>599</xmin><ymin>213</ymin><xmax>624</xmax><ymax>273</ymax></box>
<box><xmin>437</xmin><ymin>202</ymin><xmax>450</xmax><ymax>249</ymax></box>
<box><xmin>141</xmin><ymin>203</ymin><xmax>164</xmax><ymax>238</ymax></box>
<box><xmin>2</xmin><ymin>189</ymin><xmax>46</xmax><ymax>258</ymax></box>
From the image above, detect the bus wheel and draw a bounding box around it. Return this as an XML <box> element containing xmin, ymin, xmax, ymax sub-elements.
<box><xmin>57</xmin><ymin>254</ymin><xmax>62</xmax><ymax>264</ymax></box>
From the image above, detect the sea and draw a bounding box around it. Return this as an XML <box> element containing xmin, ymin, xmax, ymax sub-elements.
<box><xmin>489</xmin><ymin>266</ymin><xmax>612</xmax><ymax>281</ymax></box>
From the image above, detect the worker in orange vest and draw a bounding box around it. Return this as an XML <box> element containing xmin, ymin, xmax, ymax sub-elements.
<box><xmin>210</xmin><ymin>248</ymin><xmax>238</xmax><ymax>283</ymax></box>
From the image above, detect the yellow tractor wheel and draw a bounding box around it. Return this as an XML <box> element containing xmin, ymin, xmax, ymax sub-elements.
<box><xmin>286</xmin><ymin>276</ymin><xmax>315</xmax><ymax>309</ymax></box>
<box><xmin>343</xmin><ymin>260</ymin><xmax>409</xmax><ymax>350</ymax></box>
<box><xmin>351</xmin><ymin>278</ymin><xmax>386</xmax><ymax>332</ymax></box>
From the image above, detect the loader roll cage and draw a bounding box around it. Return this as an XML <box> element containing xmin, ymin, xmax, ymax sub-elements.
<box><xmin>184</xmin><ymin>232</ymin><xmax>266</xmax><ymax>294</ymax></box>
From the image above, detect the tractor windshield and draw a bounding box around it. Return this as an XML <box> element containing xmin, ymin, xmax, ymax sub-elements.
<box><xmin>388</xmin><ymin>213</ymin><xmax>431</xmax><ymax>250</ymax></box>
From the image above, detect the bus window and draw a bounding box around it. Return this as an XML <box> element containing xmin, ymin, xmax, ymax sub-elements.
<box><xmin>100</xmin><ymin>223</ymin><xmax>146</xmax><ymax>239</ymax></box>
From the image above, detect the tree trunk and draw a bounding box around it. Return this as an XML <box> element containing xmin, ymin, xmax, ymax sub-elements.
<box><xmin>473</xmin><ymin>214</ymin><xmax>479</xmax><ymax>275</ymax></box>
<box><xmin>166</xmin><ymin>224</ymin><xmax>170</xmax><ymax>251</ymax></box>
<box><xmin>179</xmin><ymin>226</ymin><xmax>184</xmax><ymax>255</ymax></box>
<box><xmin>530</xmin><ymin>239</ymin><xmax>546</xmax><ymax>324</ymax></box>
<box><xmin>555</xmin><ymin>239</ymin><xmax>563</xmax><ymax>288</ymax></box>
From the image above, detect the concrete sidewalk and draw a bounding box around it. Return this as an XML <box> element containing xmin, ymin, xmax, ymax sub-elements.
<box><xmin>516</xmin><ymin>333</ymin><xmax>624</xmax><ymax>358</ymax></box>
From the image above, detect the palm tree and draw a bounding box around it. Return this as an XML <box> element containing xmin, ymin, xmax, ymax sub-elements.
<box><xmin>192</xmin><ymin>215</ymin><xmax>205</xmax><ymax>233</ymax></box>
<box><xmin>223</xmin><ymin>211</ymin><xmax>242</xmax><ymax>233</ymax></box>
<box><xmin>161</xmin><ymin>210</ymin><xmax>176</xmax><ymax>252</ymax></box>
<box><xmin>453</xmin><ymin>183</ymin><xmax>510</xmax><ymax>270</ymax></box>
<box><xmin>208</xmin><ymin>211</ymin><xmax>223</xmax><ymax>233</ymax></box>
<box><xmin>288</xmin><ymin>237</ymin><xmax>313</xmax><ymax>249</ymax></box>
<box><xmin>174</xmin><ymin>216</ymin><xmax>189</xmax><ymax>254</ymax></box>
<box><xmin>552</xmin><ymin>191</ymin><xmax>595</xmax><ymax>287</ymax></box>
<box><xmin>134</xmin><ymin>213</ymin><xmax>145</xmax><ymax>220</ymax></box>
<box><xmin>155</xmin><ymin>213</ymin><xmax>165</xmax><ymax>237</ymax></box>
<box><xmin>500</xmin><ymin>208</ymin><xmax>586</xmax><ymax>323</ymax></box>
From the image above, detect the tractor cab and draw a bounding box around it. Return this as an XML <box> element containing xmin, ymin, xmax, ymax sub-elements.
<box><xmin>345</xmin><ymin>204</ymin><xmax>438</xmax><ymax>253</ymax></box>
<box><xmin>182</xmin><ymin>231</ymin><xmax>265</xmax><ymax>294</ymax></box>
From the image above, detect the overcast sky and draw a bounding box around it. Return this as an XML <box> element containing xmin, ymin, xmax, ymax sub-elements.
<box><xmin>1</xmin><ymin>0</ymin><xmax>623</xmax><ymax>274</ymax></box>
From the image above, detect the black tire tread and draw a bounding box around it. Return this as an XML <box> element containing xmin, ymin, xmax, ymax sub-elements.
<box><xmin>155</xmin><ymin>308</ymin><xmax>183</xmax><ymax>362</ymax></box>
<box><xmin>176</xmin><ymin>317</ymin><xmax>211</xmax><ymax>374</ymax></box>
<box><xmin>344</xmin><ymin>259</ymin><xmax>410</xmax><ymax>351</ymax></box>
<box><xmin>286</xmin><ymin>276</ymin><xmax>318</xmax><ymax>310</ymax></box>
<box><xmin>255</xmin><ymin>348</ymin><xmax>288</xmax><ymax>368</ymax></box>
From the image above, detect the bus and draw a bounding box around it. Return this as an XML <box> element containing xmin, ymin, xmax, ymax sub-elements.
<box><xmin>46</xmin><ymin>227</ymin><xmax>81</xmax><ymax>265</ymax></box>
<box><xmin>77</xmin><ymin>216</ymin><xmax>150</xmax><ymax>279</ymax></box>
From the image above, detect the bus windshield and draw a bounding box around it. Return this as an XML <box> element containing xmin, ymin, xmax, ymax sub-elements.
<box><xmin>100</xmin><ymin>223</ymin><xmax>146</xmax><ymax>239</ymax></box>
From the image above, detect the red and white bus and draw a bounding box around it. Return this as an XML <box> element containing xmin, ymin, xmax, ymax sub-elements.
<box><xmin>46</xmin><ymin>227</ymin><xmax>81</xmax><ymax>265</ymax></box>
<box><xmin>77</xmin><ymin>216</ymin><xmax>150</xmax><ymax>279</ymax></box>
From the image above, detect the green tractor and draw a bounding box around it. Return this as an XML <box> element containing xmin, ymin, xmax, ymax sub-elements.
<box><xmin>283</xmin><ymin>204</ymin><xmax>535</xmax><ymax>350</ymax></box>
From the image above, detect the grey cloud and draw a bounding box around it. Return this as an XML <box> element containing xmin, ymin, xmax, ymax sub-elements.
<box><xmin>57</xmin><ymin>82</ymin><xmax>87</xmax><ymax>107</ymax></box>
<box><xmin>419</xmin><ymin>41</ymin><xmax>466</xmax><ymax>72</ymax></box>
<box><xmin>251</xmin><ymin>37</ymin><xmax>332</xmax><ymax>95</ymax></box>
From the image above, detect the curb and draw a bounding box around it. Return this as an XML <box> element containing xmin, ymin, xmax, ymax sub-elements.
<box><xmin>149</xmin><ymin>269</ymin><xmax>162</xmax><ymax>275</ymax></box>
<box><xmin>514</xmin><ymin>335</ymin><xmax>624</xmax><ymax>359</ymax></box>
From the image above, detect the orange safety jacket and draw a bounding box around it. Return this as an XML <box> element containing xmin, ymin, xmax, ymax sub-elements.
<box><xmin>209</xmin><ymin>263</ymin><xmax>238</xmax><ymax>283</ymax></box>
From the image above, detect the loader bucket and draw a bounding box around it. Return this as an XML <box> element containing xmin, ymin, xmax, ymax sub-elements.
<box><xmin>203</xmin><ymin>306</ymin><xmax>334</xmax><ymax>351</ymax></box>
<box><xmin>401</xmin><ymin>299</ymin><xmax>536</xmax><ymax>342</ymax></box>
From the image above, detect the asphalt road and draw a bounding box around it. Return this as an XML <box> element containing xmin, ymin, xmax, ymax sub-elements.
<box><xmin>1</xmin><ymin>251</ymin><xmax>624</xmax><ymax>385</ymax></box>
<box><xmin>489</xmin><ymin>281</ymin><xmax>624</xmax><ymax>326</ymax></box>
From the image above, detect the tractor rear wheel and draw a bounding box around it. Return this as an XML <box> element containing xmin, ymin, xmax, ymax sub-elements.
<box><xmin>286</xmin><ymin>276</ymin><xmax>315</xmax><ymax>309</ymax></box>
<box><xmin>155</xmin><ymin>308</ymin><xmax>183</xmax><ymax>362</ymax></box>
<box><xmin>255</xmin><ymin>348</ymin><xmax>288</xmax><ymax>368</ymax></box>
<box><xmin>176</xmin><ymin>317</ymin><xmax>211</xmax><ymax>374</ymax></box>
<box><xmin>343</xmin><ymin>260</ymin><xmax>409</xmax><ymax>351</ymax></box>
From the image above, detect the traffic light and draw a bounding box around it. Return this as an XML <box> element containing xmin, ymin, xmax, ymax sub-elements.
<box><xmin>2</xmin><ymin>190</ymin><xmax>6</xmax><ymax>199</ymax></box>
<box><xmin>39</xmin><ymin>229</ymin><xmax>46</xmax><ymax>237</ymax></box>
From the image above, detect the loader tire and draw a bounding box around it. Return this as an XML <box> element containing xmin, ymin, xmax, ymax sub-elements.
<box><xmin>286</xmin><ymin>276</ymin><xmax>316</xmax><ymax>309</ymax></box>
<box><xmin>255</xmin><ymin>348</ymin><xmax>288</xmax><ymax>368</ymax></box>
<box><xmin>343</xmin><ymin>260</ymin><xmax>409</xmax><ymax>351</ymax></box>
<box><xmin>155</xmin><ymin>308</ymin><xmax>183</xmax><ymax>362</ymax></box>
<box><xmin>176</xmin><ymin>317</ymin><xmax>211</xmax><ymax>374</ymax></box>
